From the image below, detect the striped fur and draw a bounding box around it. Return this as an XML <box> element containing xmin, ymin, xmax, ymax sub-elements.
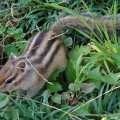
<box><xmin>0</xmin><ymin>14</ymin><xmax>120</xmax><ymax>98</ymax></box>
<box><xmin>0</xmin><ymin>30</ymin><xmax>67</xmax><ymax>98</ymax></box>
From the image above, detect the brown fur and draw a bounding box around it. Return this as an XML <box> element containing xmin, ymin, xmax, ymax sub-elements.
<box><xmin>0</xmin><ymin>14</ymin><xmax>120</xmax><ymax>99</ymax></box>
<box><xmin>51</xmin><ymin>14</ymin><xmax>120</xmax><ymax>35</ymax></box>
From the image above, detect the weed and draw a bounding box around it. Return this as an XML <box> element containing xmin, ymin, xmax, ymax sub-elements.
<box><xmin>0</xmin><ymin>0</ymin><xmax>120</xmax><ymax>120</ymax></box>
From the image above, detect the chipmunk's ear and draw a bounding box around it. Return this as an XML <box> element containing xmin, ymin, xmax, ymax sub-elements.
<box><xmin>17</xmin><ymin>61</ymin><xmax>29</xmax><ymax>74</ymax></box>
<box><xmin>9</xmin><ymin>53</ymin><xmax>17</xmax><ymax>61</ymax></box>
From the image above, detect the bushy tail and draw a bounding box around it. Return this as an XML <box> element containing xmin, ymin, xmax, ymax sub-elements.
<box><xmin>50</xmin><ymin>14</ymin><xmax>120</xmax><ymax>36</ymax></box>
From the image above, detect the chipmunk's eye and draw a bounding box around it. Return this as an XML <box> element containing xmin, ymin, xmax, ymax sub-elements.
<box><xmin>6</xmin><ymin>77</ymin><xmax>13</xmax><ymax>84</ymax></box>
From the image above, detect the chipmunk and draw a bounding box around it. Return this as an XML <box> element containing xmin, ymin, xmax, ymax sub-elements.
<box><xmin>0</xmin><ymin>14</ymin><xmax>120</xmax><ymax>99</ymax></box>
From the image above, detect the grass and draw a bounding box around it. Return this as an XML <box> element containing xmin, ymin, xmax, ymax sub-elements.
<box><xmin>0</xmin><ymin>0</ymin><xmax>120</xmax><ymax>120</ymax></box>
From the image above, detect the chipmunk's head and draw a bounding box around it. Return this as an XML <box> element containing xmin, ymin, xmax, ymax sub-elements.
<box><xmin>0</xmin><ymin>53</ymin><xmax>32</xmax><ymax>93</ymax></box>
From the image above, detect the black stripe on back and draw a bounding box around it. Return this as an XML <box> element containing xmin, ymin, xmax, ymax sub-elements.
<box><xmin>33</xmin><ymin>37</ymin><xmax>58</xmax><ymax>64</ymax></box>
<box><xmin>30</xmin><ymin>31</ymin><xmax>46</xmax><ymax>56</ymax></box>
<box><xmin>45</xmin><ymin>43</ymin><xmax>62</xmax><ymax>68</ymax></box>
